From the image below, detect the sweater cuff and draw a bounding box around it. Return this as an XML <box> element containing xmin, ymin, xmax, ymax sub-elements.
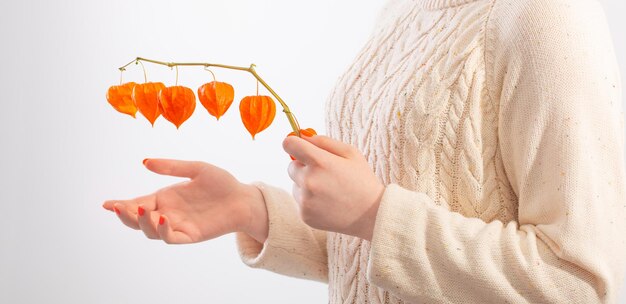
<box><xmin>365</xmin><ymin>183</ymin><xmax>435</xmax><ymax>297</ymax></box>
<box><xmin>235</xmin><ymin>181</ymin><xmax>328</xmax><ymax>282</ymax></box>
<box><xmin>235</xmin><ymin>181</ymin><xmax>295</xmax><ymax>267</ymax></box>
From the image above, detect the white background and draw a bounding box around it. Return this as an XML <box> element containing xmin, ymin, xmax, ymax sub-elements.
<box><xmin>0</xmin><ymin>1</ymin><xmax>624</xmax><ymax>303</ymax></box>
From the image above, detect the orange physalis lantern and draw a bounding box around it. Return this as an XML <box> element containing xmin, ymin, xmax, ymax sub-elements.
<box><xmin>132</xmin><ymin>82</ymin><xmax>165</xmax><ymax>126</ymax></box>
<box><xmin>157</xmin><ymin>86</ymin><xmax>196</xmax><ymax>129</ymax></box>
<box><xmin>239</xmin><ymin>95</ymin><xmax>276</xmax><ymax>140</ymax></box>
<box><xmin>286</xmin><ymin>128</ymin><xmax>318</xmax><ymax>160</ymax></box>
<box><xmin>287</xmin><ymin>128</ymin><xmax>317</xmax><ymax>138</ymax></box>
<box><xmin>106</xmin><ymin>82</ymin><xmax>138</xmax><ymax>117</ymax></box>
<box><xmin>198</xmin><ymin>81</ymin><xmax>235</xmax><ymax>120</ymax></box>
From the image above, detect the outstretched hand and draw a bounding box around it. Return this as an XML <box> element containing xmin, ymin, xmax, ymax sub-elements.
<box><xmin>102</xmin><ymin>159</ymin><xmax>266</xmax><ymax>244</ymax></box>
<box><xmin>282</xmin><ymin>134</ymin><xmax>384</xmax><ymax>241</ymax></box>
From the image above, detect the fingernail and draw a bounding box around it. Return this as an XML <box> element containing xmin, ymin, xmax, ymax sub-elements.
<box><xmin>114</xmin><ymin>206</ymin><xmax>121</xmax><ymax>215</ymax></box>
<box><xmin>138</xmin><ymin>206</ymin><xmax>145</xmax><ymax>216</ymax></box>
<box><xmin>143</xmin><ymin>158</ymin><xmax>149</xmax><ymax>166</ymax></box>
<box><xmin>289</xmin><ymin>155</ymin><xmax>295</xmax><ymax>161</ymax></box>
<box><xmin>159</xmin><ymin>215</ymin><xmax>165</xmax><ymax>225</ymax></box>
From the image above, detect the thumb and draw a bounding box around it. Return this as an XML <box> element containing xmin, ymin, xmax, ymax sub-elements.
<box><xmin>143</xmin><ymin>158</ymin><xmax>206</xmax><ymax>178</ymax></box>
<box><xmin>302</xmin><ymin>135</ymin><xmax>358</xmax><ymax>159</ymax></box>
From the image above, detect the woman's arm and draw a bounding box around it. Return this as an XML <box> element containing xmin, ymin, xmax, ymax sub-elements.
<box><xmin>235</xmin><ymin>182</ymin><xmax>328</xmax><ymax>283</ymax></box>
<box><xmin>366</xmin><ymin>0</ymin><xmax>626</xmax><ymax>302</ymax></box>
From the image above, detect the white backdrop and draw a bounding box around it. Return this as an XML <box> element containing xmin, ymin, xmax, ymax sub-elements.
<box><xmin>0</xmin><ymin>1</ymin><xmax>624</xmax><ymax>303</ymax></box>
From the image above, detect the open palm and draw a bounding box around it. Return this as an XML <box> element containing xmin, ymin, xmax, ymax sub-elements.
<box><xmin>102</xmin><ymin>159</ymin><xmax>253</xmax><ymax>244</ymax></box>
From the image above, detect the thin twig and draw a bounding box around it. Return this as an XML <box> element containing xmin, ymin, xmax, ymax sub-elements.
<box><xmin>118</xmin><ymin>57</ymin><xmax>301</xmax><ymax>137</ymax></box>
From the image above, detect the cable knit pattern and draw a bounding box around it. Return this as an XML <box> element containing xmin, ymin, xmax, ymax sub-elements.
<box><xmin>235</xmin><ymin>0</ymin><xmax>626</xmax><ymax>303</ymax></box>
<box><xmin>325</xmin><ymin>1</ymin><xmax>509</xmax><ymax>302</ymax></box>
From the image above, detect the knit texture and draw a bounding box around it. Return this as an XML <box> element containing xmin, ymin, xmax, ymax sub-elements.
<box><xmin>235</xmin><ymin>0</ymin><xmax>626</xmax><ymax>302</ymax></box>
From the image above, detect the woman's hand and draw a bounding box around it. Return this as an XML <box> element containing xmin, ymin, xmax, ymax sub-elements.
<box><xmin>102</xmin><ymin>159</ymin><xmax>268</xmax><ymax>244</ymax></box>
<box><xmin>283</xmin><ymin>134</ymin><xmax>384</xmax><ymax>241</ymax></box>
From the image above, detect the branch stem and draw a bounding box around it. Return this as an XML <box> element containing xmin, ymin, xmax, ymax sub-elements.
<box><xmin>118</xmin><ymin>57</ymin><xmax>301</xmax><ymax>137</ymax></box>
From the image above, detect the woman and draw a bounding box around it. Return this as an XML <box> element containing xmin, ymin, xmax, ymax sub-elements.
<box><xmin>103</xmin><ymin>0</ymin><xmax>626</xmax><ymax>302</ymax></box>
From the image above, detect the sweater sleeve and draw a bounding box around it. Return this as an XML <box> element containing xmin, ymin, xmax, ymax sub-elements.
<box><xmin>365</xmin><ymin>0</ymin><xmax>626</xmax><ymax>303</ymax></box>
<box><xmin>235</xmin><ymin>181</ymin><xmax>328</xmax><ymax>283</ymax></box>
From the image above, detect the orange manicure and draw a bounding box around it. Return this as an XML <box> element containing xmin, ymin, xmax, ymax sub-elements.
<box><xmin>138</xmin><ymin>206</ymin><xmax>145</xmax><ymax>216</ymax></box>
<box><xmin>142</xmin><ymin>158</ymin><xmax>149</xmax><ymax>166</ymax></box>
<box><xmin>114</xmin><ymin>206</ymin><xmax>121</xmax><ymax>215</ymax></box>
<box><xmin>159</xmin><ymin>215</ymin><xmax>165</xmax><ymax>225</ymax></box>
<box><xmin>286</xmin><ymin>128</ymin><xmax>317</xmax><ymax>160</ymax></box>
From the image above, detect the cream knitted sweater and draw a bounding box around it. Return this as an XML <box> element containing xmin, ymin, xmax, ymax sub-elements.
<box><xmin>235</xmin><ymin>0</ymin><xmax>626</xmax><ymax>302</ymax></box>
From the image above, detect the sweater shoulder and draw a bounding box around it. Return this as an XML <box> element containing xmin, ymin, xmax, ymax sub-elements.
<box><xmin>484</xmin><ymin>0</ymin><xmax>618</xmax><ymax>102</ymax></box>
<box><xmin>488</xmin><ymin>0</ymin><xmax>611</xmax><ymax>51</ymax></box>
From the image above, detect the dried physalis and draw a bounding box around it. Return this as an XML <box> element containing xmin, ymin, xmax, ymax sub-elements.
<box><xmin>286</xmin><ymin>128</ymin><xmax>318</xmax><ymax>160</ymax></box>
<box><xmin>239</xmin><ymin>95</ymin><xmax>276</xmax><ymax>140</ymax></box>
<box><xmin>106</xmin><ymin>82</ymin><xmax>138</xmax><ymax>117</ymax></box>
<box><xmin>198</xmin><ymin>81</ymin><xmax>235</xmax><ymax>120</ymax></box>
<box><xmin>132</xmin><ymin>82</ymin><xmax>165</xmax><ymax>126</ymax></box>
<box><xmin>157</xmin><ymin>86</ymin><xmax>196</xmax><ymax>129</ymax></box>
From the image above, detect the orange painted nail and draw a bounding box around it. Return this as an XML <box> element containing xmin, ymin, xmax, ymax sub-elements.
<box><xmin>138</xmin><ymin>206</ymin><xmax>145</xmax><ymax>216</ymax></box>
<box><xmin>114</xmin><ymin>206</ymin><xmax>121</xmax><ymax>215</ymax></box>
<box><xmin>159</xmin><ymin>215</ymin><xmax>165</xmax><ymax>225</ymax></box>
<box><xmin>143</xmin><ymin>158</ymin><xmax>149</xmax><ymax>166</ymax></box>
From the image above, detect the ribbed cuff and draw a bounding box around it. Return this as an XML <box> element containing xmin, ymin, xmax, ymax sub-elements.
<box><xmin>235</xmin><ymin>181</ymin><xmax>328</xmax><ymax>282</ymax></box>
<box><xmin>235</xmin><ymin>181</ymin><xmax>294</xmax><ymax>268</ymax></box>
<box><xmin>365</xmin><ymin>183</ymin><xmax>439</xmax><ymax>300</ymax></box>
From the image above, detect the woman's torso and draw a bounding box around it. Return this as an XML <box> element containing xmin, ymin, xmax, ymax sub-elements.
<box><xmin>324</xmin><ymin>0</ymin><xmax>518</xmax><ymax>302</ymax></box>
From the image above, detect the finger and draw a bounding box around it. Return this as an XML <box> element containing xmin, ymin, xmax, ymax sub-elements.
<box><xmin>102</xmin><ymin>200</ymin><xmax>116</xmax><ymax>212</ymax></box>
<box><xmin>282</xmin><ymin>136</ymin><xmax>326</xmax><ymax>166</ymax></box>
<box><xmin>301</xmin><ymin>135</ymin><xmax>358</xmax><ymax>159</ymax></box>
<box><xmin>287</xmin><ymin>160</ymin><xmax>306</xmax><ymax>186</ymax></box>
<box><xmin>137</xmin><ymin>205</ymin><xmax>161</xmax><ymax>239</ymax></box>
<box><xmin>292</xmin><ymin>183</ymin><xmax>303</xmax><ymax>205</ymax></box>
<box><xmin>144</xmin><ymin>158</ymin><xmax>206</xmax><ymax>179</ymax></box>
<box><xmin>113</xmin><ymin>203</ymin><xmax>140</xmax><ymax>230</ymax></box>
<box><xmin>291</xmin><ymin>183</ymin><xmax>310</xmax><ymax>221</ymax></box>
<box><xmin>157</xmin><ymin>215</ymin><xmax>193</xmax><ymax>244</ymax></box>
<box><xmin>103</xmin><ymin>193</ymin><xmax>157</xmax><ymax>213</ymax></box>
